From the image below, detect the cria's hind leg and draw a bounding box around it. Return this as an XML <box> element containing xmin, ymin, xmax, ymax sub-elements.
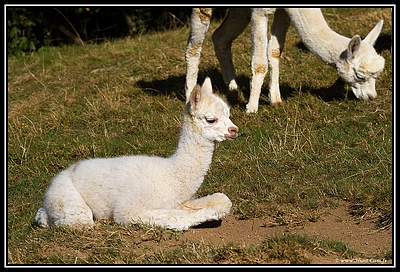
<box><xmin>38</xmin><ymin>170</ymin><xmax>94</xmax><ymax>227</ymax></box>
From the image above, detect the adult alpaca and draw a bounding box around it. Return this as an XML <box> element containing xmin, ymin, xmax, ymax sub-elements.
<box><xmin>35</xmin><ymin>77</ymin><xmax>238</xmax><ymax>230</ymax></box>
<box><xmin>185</xmin><ymin>8</ymin><xmax>385</xmax><ymax>113</ymax></box>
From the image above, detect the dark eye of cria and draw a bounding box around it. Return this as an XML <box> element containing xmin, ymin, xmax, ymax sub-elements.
<box><xmin>206</xmin><ymin>118</ymin><xmax>217</xmax><ymax>124</ymax></box>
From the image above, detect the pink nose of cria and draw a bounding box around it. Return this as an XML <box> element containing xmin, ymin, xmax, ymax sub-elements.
<box><xmin>226</xmin><ymin>126</ymin><xmax>238</xmax><ymax>139</ymax></box>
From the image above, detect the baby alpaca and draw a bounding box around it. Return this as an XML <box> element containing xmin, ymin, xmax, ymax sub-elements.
<box><xmin>35</xmin><ymin>77</ymin><xmax>238</xmax><ymax>230</ymax></box>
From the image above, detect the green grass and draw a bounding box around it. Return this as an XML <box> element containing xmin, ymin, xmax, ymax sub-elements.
<box><xmin>7</xmin><ymin>7</ymin><xmax>392</xmax><ymax>265</ymax></box>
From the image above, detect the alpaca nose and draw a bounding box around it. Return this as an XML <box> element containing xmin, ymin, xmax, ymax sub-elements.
<box><xmin>228</xmin><ymin>126</ymin><xmax>238</xmax><ymax>136</ymax></box>
<box><xmin>368</xmin><ymin>92</ymin><xmax>377</xmax><ymax>100</ymax></box>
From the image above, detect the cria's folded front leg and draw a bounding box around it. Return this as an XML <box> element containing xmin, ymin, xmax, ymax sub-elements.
<box><xmin>124</xmin><ymin>209</ymin><xmax>192</xmax><ymax>231</ymax></box>
<box><xmin>125</xmin><ymin>193</ymin><xmax>232</xmax><ymax>231</ymax></box>
<box><xmin>183</xmin><ymin>193</ymin><xmax>232</xmax><ymax>228</ymax></box>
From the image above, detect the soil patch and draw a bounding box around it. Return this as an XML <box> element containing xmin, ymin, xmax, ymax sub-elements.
<box><xmin>182</xmin><ymin>202</ymin><xmax>392</xmax><ymax>265</ymax></box>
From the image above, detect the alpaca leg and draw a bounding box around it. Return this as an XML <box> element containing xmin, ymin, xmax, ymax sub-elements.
<box><xmin>185</xmin><ymin>8</ymin><xmax>213</xmax><ymax>102</ymax></box>
<box><xmin>119</xmin><ymin>209</ymin><xmax>192</xmax><ymax>231</ymax></box>
<box><xmin>183</xmin><ymin>193</ymin><xmax>232</xmax><ymax>228</ymax></box>
<box><xmin>246</xmin><ymin>8</ymin><xmax>271</xmax><ymax>114</ymax></box>
<box><xmin>115</xmin><ymin>193</ymin><xmax>232</xmax><ymax>231</ymax></box>
<box><xmin>268</xmin><ymin>9</ymin><xmax>290</xmax><ymax>105</ymax></box>
<box><xmin>212</xmin><ymin>8</ymin><xmax>251</xmax><ymax>91</ymax></box>
<box><xmin>35</xmin><ymin>170</ymin><xmax>94</xmax><ymax>227</ymax></box>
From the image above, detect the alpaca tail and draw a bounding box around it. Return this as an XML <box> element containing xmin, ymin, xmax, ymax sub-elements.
<box><xmin>35</xmin><ymin>207</ymin><xmax>49</xmax><ymax>227</ymax></box>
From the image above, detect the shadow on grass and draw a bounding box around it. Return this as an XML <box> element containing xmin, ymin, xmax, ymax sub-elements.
<box><xmin>192</xmin><ymin>220</ymin><xmax>222</xmax><ymax>229</ymax></box>
<box><xmin>136</xmin><ymin>67</ymin><xmax>356</xmax><ymax>110</ymax></box>
<box><xmin>374</xmin><ymin>34</ymin><xmax>392</xmax><ymax>54</ymax></box>
<box><xmin>256</xmin><ymin>77</ymin><xmax>355</xmax><ymax>107</ymax></box>
<box><xmin>136</xmin><ymin>74</ymin><xmax>187</xmax><ymax>102</ymax></box>
<box><xmin>306</xmin><ymin>77</ymin><xmax>358</xmax><ymax>102</ymax></box>
<box><xmin>136</xmin><ymin>67</ymin><xmax>248</xmax><ymax>103</ymax></box>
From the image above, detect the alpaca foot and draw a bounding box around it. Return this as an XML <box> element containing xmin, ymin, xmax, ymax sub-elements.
<box><xmin>246</xmin><ymin>103</ymin><xmax>258</xmax><ymax>114</ymax></box>
<box><xmin>35</xmin><ymin>207</ymin><xmax>49</xmax><ymax>227</ymax></box>
<box><xmin>228</xmin><ymin>80</ymin><xmax>238</xmax><ymax>91</ymax></box>
<box><xmin>184</xmin><ymin>193</ymin><xmax>232</xmax><ymax>228</ymax></box>
<box><xmin>35</xmin><ymin>207</ymin><xmax>94</xmax><ymax>228</ymax></box>
<box><xmin>271</xmin><ymin>101</ymin><xmax>284</xmax><ymax>107</ymax></box>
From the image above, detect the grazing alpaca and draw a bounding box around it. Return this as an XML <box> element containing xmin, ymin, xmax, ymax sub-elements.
<box><xmin>185</xmin><ymin>8</ymin><xmax>385</xmax><ymax>113</ymax></box>
<box><xmin>35</xmin><ymin>77</ymin><xmax>238</xmax><ymax>230</ymax></box>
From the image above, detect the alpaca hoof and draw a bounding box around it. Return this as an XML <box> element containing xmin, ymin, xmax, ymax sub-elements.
<box><xmin>228</xmin><ymin>80</ymin><xmax>238</xmax><ymax>91</ymax></box>
<box><xmin>246</xmin><ymin>104</ymin><xmax>258</xmax><ymax>114</ymax></box>
<box><xmin>271</xmin><ymin>101</ymin><xmax>284</xmax><ymax>107</ymax></box>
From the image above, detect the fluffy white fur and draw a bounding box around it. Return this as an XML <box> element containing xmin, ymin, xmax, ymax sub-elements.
<box><xmin>35</xmin><ymin>77</ymin><xmax>238</xmax><ymax>230</ymax></box>
<box><xmin>185</xmin><ymin>8</ymin><xmax>385</xmax><ymax>113</ymax></box>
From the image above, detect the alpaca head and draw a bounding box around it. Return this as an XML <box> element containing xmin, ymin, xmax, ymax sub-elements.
<box><xmin>186</xmin><ymin>77</ymin><xmax>238</xmax><ymax>142</ymax></box>
<box><xmin>336</xmin><ymin>20</ymin><xmax>385</xmax><ymax>101</ymax></box>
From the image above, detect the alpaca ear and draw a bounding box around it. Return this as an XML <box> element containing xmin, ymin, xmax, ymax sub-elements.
<box><xmin>363</xmin><ymin>20</ymin><xmax>383</xmax><ymax>46</ymax></box>
<box><xmin>347</xmin><ymin>35</ymin><xmax>361</xmax><ymax>60</ymax></box>
<box><xmin>189</xmin><ymin>84</ymin><xmax>202</xmax><ymax>110</ymax></box>
<box><xmin>201</xmin><ymin>77</ymin><xmax>213</xmax><ymax>94</ymax></box>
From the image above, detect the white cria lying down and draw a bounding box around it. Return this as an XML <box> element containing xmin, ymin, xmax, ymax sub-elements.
<box><xmin>35</xmin><ymin>77</ymin><xmax>238</xmax><ymax>230</ymax></box>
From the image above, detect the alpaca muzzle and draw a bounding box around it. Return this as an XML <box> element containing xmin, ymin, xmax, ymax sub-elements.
<box><xmin>225</xmin><ymin>126</ymin><xmax>238</xmax><ymax>140</ymax></box>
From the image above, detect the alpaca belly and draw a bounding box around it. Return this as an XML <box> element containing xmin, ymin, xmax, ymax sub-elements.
<box><xmin>71</xmin><ymin>158</ymin><xmax>177</xmax><ymax>222</ymax></box>
<box><xmin>73</xmin><ymin>180</ymin><xmax>129</xmax><ymax>221</ymax></box>
<box><xmin>69</xmin><ymin>158</ymin><xmax>139</xmax><ymax>220</ymax></box>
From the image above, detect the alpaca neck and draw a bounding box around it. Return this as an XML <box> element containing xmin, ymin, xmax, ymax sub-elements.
<box><xmin>170</xmin><ymin>114</ymin><xmax>215</xmax><ymax>189</ymax></box>
<box><xmin>285</xmin><ymin>8</ymin><xmax>350</xmax><ymax>67</ymax></box>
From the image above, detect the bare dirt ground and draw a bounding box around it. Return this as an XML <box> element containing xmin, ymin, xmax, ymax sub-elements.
<box><xmin>180</xmin><ymin>201</ymin><xmax>393</xmax><ymax>265</ymax></box>
<box><xmin>129</xmin><ymin>200</ymin><xmax>392</xmax><ymax>265</ymax></box>
<box><xmin>31</xmin><ymin>200</ymin><xmax>391</xmax><ymax>266</ymax></box>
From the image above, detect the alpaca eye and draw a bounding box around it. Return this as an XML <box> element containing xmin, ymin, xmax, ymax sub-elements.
<box><xmin>355</xmin><ymin>72</ymin><xmax>365</xmax><ymax>80</ymax></box>
<box><xmin>206</xmin><ymin>118</ymin><xmax>217</xmax><ymax>124</ymax></box>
